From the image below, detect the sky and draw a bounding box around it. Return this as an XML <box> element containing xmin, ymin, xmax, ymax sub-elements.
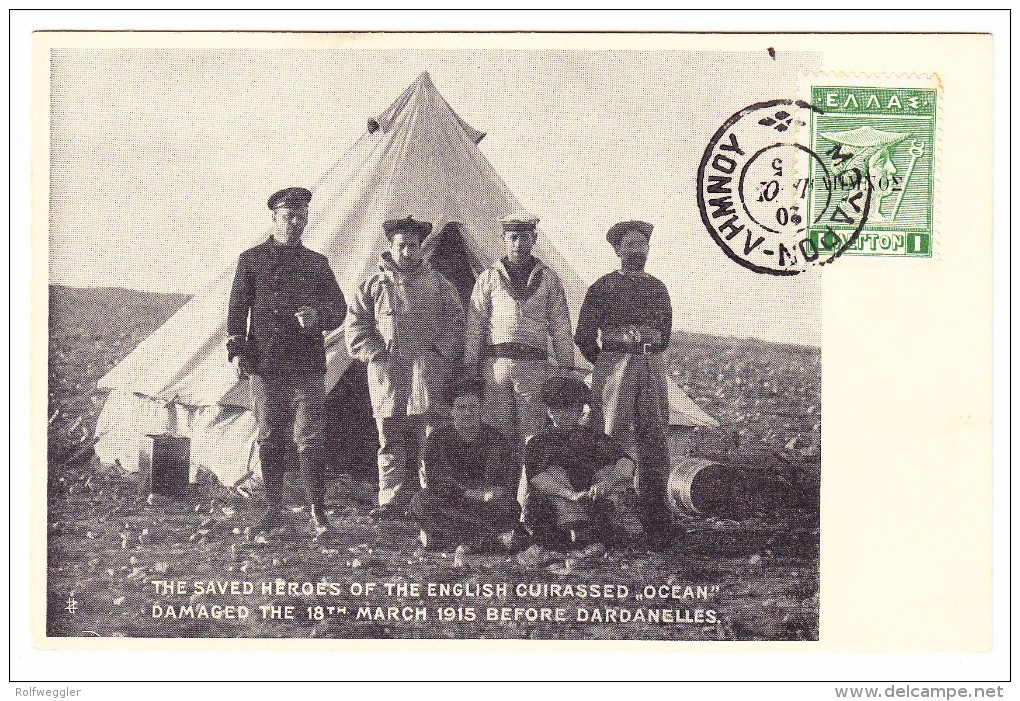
<box><xmin>48</xmin><ymin>46</ymin><xmax>823</xmax><ymax>345</ymax></box>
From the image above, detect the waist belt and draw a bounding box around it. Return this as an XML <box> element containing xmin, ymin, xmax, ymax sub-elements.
<box><xmin>483</xmin><ymin>343</ymin><xmax>547</xmax><ymax>361</ymax></box>
<box><xmin>601</xmin><ymin>340</ymin><xmax>661</xmax><ymax>355</ymax></box>
<box><xmin>600</xmin><ymin>325</ymin><xmax>663</xmax><ymax>355</ymax></box>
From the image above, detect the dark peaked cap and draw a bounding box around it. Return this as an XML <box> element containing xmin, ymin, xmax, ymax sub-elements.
<box><xmin>540</xmin><ymin>375</ymin><xmax>591</xmax><ymax>408</ymax></box>
<box><xmin>383</xmin><ymin>216</ymin><xmax>433</xmax><ymax>241</ymax></box>
<box><xmin>606</xmin><ymin>220</ymin><xmax>654</xmax><ymax>248</ymax></box>
<box><xmin>267</xmin><ymin>187</ymin><xmax>312</xmax><ymax>210</ymax></box>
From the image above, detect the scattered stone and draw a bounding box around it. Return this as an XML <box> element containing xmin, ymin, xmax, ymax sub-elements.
<box><xmin>516</xmin><ymin>544</ymin><xmax>558</xmax><ymax>569</ymax></box>
<box><xmin>571</xmin><ymin>543</ymin><xmax>606</xmax><ymax>561</ymax></box>
<box><xmin>547</xmin><ymin>562</ymin><xmax>572</xmax><ymax>575</ymax></box>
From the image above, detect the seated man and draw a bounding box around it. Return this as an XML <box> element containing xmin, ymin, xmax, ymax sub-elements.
<box><xmin>524</xmin><ymin>375</ymin><xmax>636</xmax><ymax>547</ymax></box>
<box><xmin>409</xmin><ymin>375</ymin><xmax>524</xmax><ymax>551</ymax></box>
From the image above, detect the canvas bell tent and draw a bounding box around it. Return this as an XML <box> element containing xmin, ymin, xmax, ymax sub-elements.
<box><xmin>94</xmin><ymin>72</ymin><xmax>719</xmax><ymax>487</ymax></box>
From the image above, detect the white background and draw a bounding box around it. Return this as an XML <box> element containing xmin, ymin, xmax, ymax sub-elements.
<box><xmin>8</xmin><ymin>8</ymin><xmax>1012</xmax><ymax>698</ymax></box>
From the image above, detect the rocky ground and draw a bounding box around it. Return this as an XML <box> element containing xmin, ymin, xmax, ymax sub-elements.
<box><xmin>46</xmin><ymin>285</ymin><xmax>820</xmax><ymax>640</ymax></box>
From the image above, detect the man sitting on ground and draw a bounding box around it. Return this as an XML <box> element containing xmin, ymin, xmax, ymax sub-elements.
<box><xmin>410</xmin><ymin>376</ymin><xmax>525</xmax><ymax>552</ymax></box>
<box><xmin>524</xmin><ymin>375</ymin><xmax>636</xmax><ymax>548</ymax></box>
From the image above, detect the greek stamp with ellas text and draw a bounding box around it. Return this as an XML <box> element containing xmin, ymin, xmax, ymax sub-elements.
<box><xmin>808</xmin><ymin>86</ymin><xmax>938</xmax><ymax>257</ymax></box>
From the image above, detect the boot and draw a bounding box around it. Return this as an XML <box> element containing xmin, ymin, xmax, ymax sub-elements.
<box><xmin>498</xmin><ymin>524</ymin><xmax>531</xmax><ymax>553</ymax></box>
<box><xmin>299</xmin><ymin>448</ymin><xmax>326</xmax><ymax>510</ymax></box>
<box><xmin>634</xmin><ymin>447</ymin><xmax>676</xmax><ymax>550</ymax></box>
<box><xmin>640</xmin><ymin>499</ymin><xmax>678</xmax><ymax>551</ymax></box>
<box><xmin>257</xmin><ymin>444</ymin><xmax>285</xmax><ymax>533</ymax></box>
<box><xmin>254</xmin><ymin>507</ymin><xmax>282</xmax><ymax>534</ymax></box>
<box><xmin>299</xmin><ymin>449</ymin><xmax>333</xmax><ymax>535</ymax></box>
<box><xmin>310</xmin><ymin>503</ymin><xmax>332</xmax><ymax>535</ymax></box>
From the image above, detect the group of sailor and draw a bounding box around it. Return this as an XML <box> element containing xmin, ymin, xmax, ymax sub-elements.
<box><xmin>227</xmin><ymin>186</ymin><xmax>676</xmax><ymax>553</ymax></box>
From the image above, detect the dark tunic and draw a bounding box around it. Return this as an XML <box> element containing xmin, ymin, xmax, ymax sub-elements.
<box><xmin>525</xmin><ymin>425</ymin><xmax>628</xmax><ymax>492</ymax></box>
<box><xmin>412</xmin><ymin>422</ymin><xmax>521</xmax><ymax>540</ymax></box>
<box><xmin>421</xmin><ymin>423</ymin><xmax>517</xmax><ymax>498</ymax></box>
<box><xmin>573</xmin><ymin>270</ymin><xmax>672</xmax><ymax>364</ymax></box>
<box><xmin>227</xmin><ymin>238</ymin><xmax>346</xmax><ymax>375</ymax></box>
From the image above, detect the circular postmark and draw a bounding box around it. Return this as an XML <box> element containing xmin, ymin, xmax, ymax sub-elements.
<box><xmin>697</xmin><ymin>100</ymin><xmax>872</xmax><ymax>275</ymax></box>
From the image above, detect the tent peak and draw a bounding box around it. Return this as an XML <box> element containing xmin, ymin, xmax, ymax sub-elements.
<box><xmin>368</xmin><ymin>73</ymin><xmax>487</xmax><ymax>145</ymax></box>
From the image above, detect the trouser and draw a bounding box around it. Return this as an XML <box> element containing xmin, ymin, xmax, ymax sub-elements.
<box><xmin>251</xmin><ymin>372</ymin><xmax>327</xmax><ymax>509</ymax></box>
<box><xmin>409</xmin><ymin>488</ymin><xmax>521</xmax><ymax>542</ymax></box>
<box><xmin>527</xmin><ymin>463</ymin><xmax>633</xmax><ymax>530</ymax></box>
<box><xmin>375</xmin><ymin>414</ymin><xmax>433</xmax><ymax>508</ymax></box>
<box><xmin>482</xmin><ymin>357</ymin><xmax>549</xmax><ymax>442</ymax></box>
<box><xmin>590</xmin><ymin>352</ymin><xmax>672</xmax><ymax>535</ymax></box>
<box><xmin>481</xmin><ymin>356</ymin><xmax>549</xmax><ymax>520</ymax></box>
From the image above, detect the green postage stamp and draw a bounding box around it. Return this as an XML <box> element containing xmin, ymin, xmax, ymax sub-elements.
<box><xmin>808</xmin><ymin>84</ymin><xmax>938</xmax><ymax>258</ymax></box>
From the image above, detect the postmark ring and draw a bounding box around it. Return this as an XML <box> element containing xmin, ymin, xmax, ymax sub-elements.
<box><xmin>697</xmin><ymin>99</ymin><xmax>873</xmax><ymax>276</ymax></box>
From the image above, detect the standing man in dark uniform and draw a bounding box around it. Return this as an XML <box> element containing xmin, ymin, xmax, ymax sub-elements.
<box><xmin>227</xmin><ymin>187</ymin><xmax>347</xmax><ymax>535</ymax></box>
<box><xmin>574</xmin><ymin>220</ymin><xmax>674</xmax><ymax>544</ymax></box>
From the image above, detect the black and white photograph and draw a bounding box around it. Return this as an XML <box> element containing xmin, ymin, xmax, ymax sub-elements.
<box><xmin>45</xmin><ymin>40</ymin><xmax>827</xmax><ymax>642</ymax></box>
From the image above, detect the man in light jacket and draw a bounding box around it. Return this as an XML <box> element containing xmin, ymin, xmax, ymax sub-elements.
<box><xmin>346</xmin><ymin>216</ymin><xmax>465</xmax><ymax>516</ymax></box>
<box><xmin>464</xmin><ymin>213</ymin><xmax>575</xmax><ymax>516</ymax></box>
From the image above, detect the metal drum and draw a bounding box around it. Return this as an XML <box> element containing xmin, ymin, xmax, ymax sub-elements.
<box><xmin>667</xmin><ymin>457</ymin><xmax>739</xmax><ymax>518</ymax></box>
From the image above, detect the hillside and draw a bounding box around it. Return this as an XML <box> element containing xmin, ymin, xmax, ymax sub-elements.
<box><xmin>47</xmin><ymin>285</ymin><xmax>191</xmax><ymax>463</ymax></box>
